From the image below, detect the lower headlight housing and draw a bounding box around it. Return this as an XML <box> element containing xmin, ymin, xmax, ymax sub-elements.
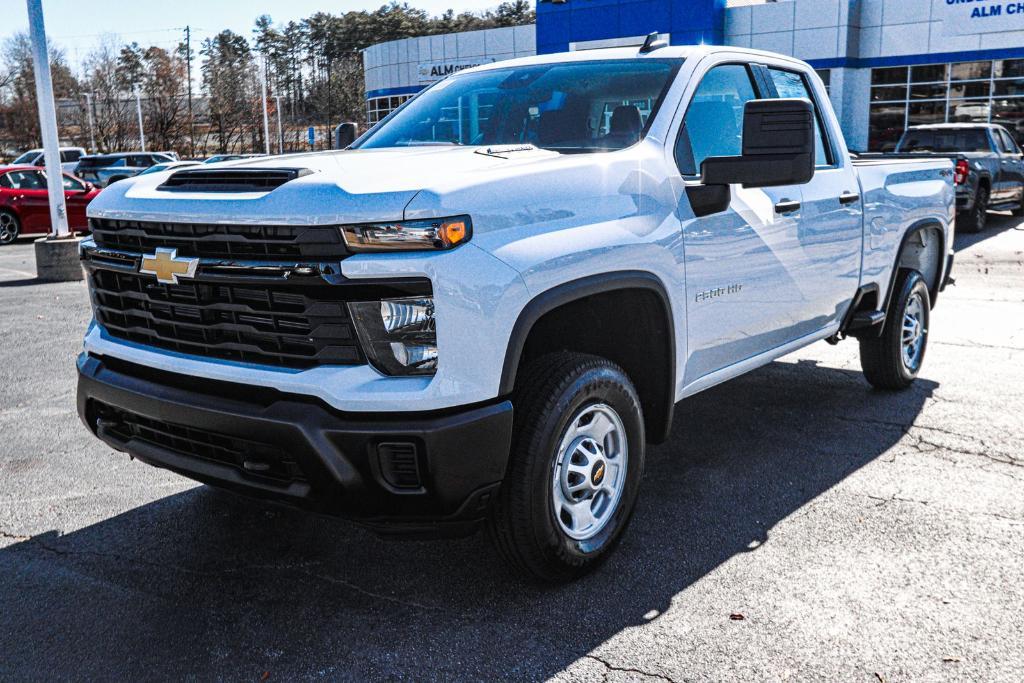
<box><xmin>348</xmin><ymin>297</ymin><xmax>437</xmax><ymax>376</ymax></box>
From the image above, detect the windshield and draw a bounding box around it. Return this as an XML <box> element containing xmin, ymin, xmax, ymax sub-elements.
<box><xmin>357</xmin><ymin>59</ymin><xmax>683</xmax><ymax>153</ymax></box>
<box><xmin>12</xmin><ymin>151</ymin><xmax>38</xmax><ymax>164</ymax></box>
<box><xmin>899</xmin><ymin>129</ymin><xmax>992</xmax><ymax>153</ymax></box>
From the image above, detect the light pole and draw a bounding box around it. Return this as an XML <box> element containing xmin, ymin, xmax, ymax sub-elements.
<box><xmin>134</xmin><ymin>87</ymin><xmax>146</xmax><ymax>152</ymax></box>
<box><xmin>273</xmin><ymin>94</ymin><xmax>284</xmax><ymax>154</ymax></box>
<box><xmin>260</xmin><ymin>56</ymin><xmax>270</xmax><ymax>155</ymax></box>
<box><xmin>26</xmin><ymin>0</ymin><xmax>69</xmax><ymax>238</ymax></box>
<box><xmin>83</xmin><ymin>92</ymin><xmax>96</xmax><ymax>152</ymax></box>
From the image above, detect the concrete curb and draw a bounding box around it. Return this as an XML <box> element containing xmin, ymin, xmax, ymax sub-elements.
<box><xmin>34</xmin><ymin>236</ymin><xmax>84</xmax><ymax>282</ymax></box>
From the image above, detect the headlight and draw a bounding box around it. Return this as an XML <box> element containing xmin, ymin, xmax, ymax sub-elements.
<box><xmin>348</xmin><ymin>297</ymin><xmax>437</xmax><ymax>375</ymax></box>
<box><xmin>340</xmin><ymin>215</ymin><xmax>471</xmax><ymax>252</ymax></box>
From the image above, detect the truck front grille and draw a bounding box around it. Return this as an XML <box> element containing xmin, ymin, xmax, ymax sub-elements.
<box><xmin>95</xmin><ymin>402</ymin><xmax>305</xmax><ymax>485</ymax></box>
<box><xmin>89</xmin><ymin>268</ymin><xmax>365</xmax><ymax>368</ymax></box>
<box><xmin>90</xmin><ymin>218</ymin><xmax>348</xmax><ymax>260</ymax></box>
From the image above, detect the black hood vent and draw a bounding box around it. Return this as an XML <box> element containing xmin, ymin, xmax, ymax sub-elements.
<box><xmin>158</xmin><ymin>167</ymin><xmax>313</xmax><ymax>192</ymax></box>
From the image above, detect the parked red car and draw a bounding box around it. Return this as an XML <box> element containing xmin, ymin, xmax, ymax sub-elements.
<box><xmin>0</xmin><ymin>166</ymin><xmax>100</xmax><ymax>244</ymax></box>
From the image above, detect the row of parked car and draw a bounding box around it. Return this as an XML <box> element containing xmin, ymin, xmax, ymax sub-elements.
<box><xmin>0</xmin><ymin>149</ymin><xmax>265</xmax><ymax>244</ymax></box>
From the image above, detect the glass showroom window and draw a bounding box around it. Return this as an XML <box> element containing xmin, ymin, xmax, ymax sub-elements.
<box><xmin>366</xmin><ymin>94</ymin><xmax>415</xmax><ymax>126</ymax></box>
<box><xmin>868</xmin><ymin>59</ymin><xmax>1024</xmax><ymax>150</ymax></box>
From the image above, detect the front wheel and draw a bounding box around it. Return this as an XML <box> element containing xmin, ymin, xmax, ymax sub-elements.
<box><xmin>487</xmin><ymin>352</ymin><xmax>645</xmax><ymax>582</ymax></box>
<box><xmin>1012</xmin><ymin>184</ymin><xmax>1024</xmax><ymax>217</ymax></box>
<box><xmin>0</xmin><ymin>210</ymin><xmax>19</xmax><ymax>245</ymax></box>
<box><xmin>859</xmin><ymin>269</ymin><xmax>931</xmax><ymax>390</ymax></box>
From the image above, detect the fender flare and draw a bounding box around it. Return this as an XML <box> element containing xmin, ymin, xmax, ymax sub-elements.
<box><xmin>498</xmin><ymin>270</ymin><xmax>677</xmax><ymax>443</ymax></box>
<box><xmin>883</xmin><ymin>218</ymin><xmax>947</xmax><ymax>314</ymax></box>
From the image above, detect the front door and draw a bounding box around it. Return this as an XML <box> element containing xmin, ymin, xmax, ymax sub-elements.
<box><xmin>675</xmin><ymin>62</ymin><xmax>813</xmax><ymax>384</ymax></box>
<box><xmin>5</xmin><ymin>170</ymin><xmax>50</xmax><ymax>233</ymax></box>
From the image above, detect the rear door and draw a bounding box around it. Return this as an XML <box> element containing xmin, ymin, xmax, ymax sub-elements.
<box><xmin>59</xmin><ymin>173</ymin><xmax>91</xmax><ymax>228</ymax></box>
<box><xmin>763</xmin><ymin>65</ymin><xmax>863</xmax><ymax>329</ymax></box>
<box><xmin>995</xmin><ymin>128</ymin><xmax>1024</xmax><ymax>203</ymax></box>
<box><xmin>674</xmin><ymin>60</ymin><xmax>810</xmax><ymax>383</ymax></box>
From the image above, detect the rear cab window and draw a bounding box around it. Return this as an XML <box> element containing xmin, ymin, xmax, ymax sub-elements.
<box><xmin>899</xmin><ymin>129</ymin><xmax>993</xmax><ymax>153</ymax></box>
<box><xmin>766</xmin><ymin>67</ymin><xmax>833</xmax><ymax>167</ymax></box>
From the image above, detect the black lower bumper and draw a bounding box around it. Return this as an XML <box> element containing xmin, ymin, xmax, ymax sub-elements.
<box><xmin>77</xmin><ymin>353</ymin><xmax>513</xmax><ymax>536</ymax></box>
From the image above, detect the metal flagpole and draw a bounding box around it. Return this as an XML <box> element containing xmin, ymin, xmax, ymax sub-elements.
<box><xmin>26</xmin><ymin>0</ymin><xmax>69</xmax><ymax>238</ymax></box>
<box><xmin>84</xmin><ymin>92</ymin><xmax>96</xmax><ymax>152</ymax></box>
<box><xmin>135</xmin><ymin>88</ymin><xmax>146</xmax><ymax>151</ymax></box>
<box><xmin>274</xmin><ymin>95</ymin><xmax>284</xmax><ymax>155</ymax></box>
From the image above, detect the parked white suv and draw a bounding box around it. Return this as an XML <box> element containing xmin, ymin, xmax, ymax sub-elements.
<box><xmin>77</xmin><ymin>44</ymin><xmax>955</xmax><ymax>581</ymax></box>
<box><xmin>8</xmin><ymin>146</ymin><xmax>86</xmax><ymax>175</ymax></box>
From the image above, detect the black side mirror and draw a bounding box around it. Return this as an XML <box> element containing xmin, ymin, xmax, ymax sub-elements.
<box><xmin>687</xmin><ymin>98</ymin><xmax>817</xmax><ymax>217</ymax></box>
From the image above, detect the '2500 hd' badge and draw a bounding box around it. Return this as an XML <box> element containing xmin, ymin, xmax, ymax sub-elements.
<box><xmin>139</xmin><ymin>248</ymin><xmax>199</xmax><ymax>284</ymax></box>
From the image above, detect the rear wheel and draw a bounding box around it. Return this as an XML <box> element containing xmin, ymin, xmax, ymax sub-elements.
<box><xmin>959</xmin><ymin>185</ymin><xmax>989</xmax><ymax>233</ymax></box>
<box><xmin>0</xmin><ymin>211</ymin><xmax>19</xmax><ymax>245</ymax></box>
<box><xmin>1012</xmin><ymin>184</ymin><xmax>1024</xmax><ymax>217</ymax></box>
<box><xmin>487</xmin><ymin>352</ymin><xmax>645</xmax><ymax>582</ymax></box>
<box><xmin>859</xmin><ymin>270</ymin><xmax>931</xmax><ymax>390</ymax></box>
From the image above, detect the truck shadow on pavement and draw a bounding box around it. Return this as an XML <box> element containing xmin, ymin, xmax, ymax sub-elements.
<box><xmin>954</xmin><ymin>212</ymin><xmax>1021</xmax><ymax>251</ymax></box>
<box><xmin>0</xmin><ymin>359</ymin><xmax>936</xmax><ymax>680</ymax></box>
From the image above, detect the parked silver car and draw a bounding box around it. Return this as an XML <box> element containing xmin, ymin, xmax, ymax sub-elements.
<box><xmin>75</xmin><ymin>152</ymin><xmax>175</xmax><ymax>187</ymax></box>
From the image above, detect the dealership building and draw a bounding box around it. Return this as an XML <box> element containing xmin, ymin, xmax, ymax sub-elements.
<box><xmin>363</xmin><ymin>0</ymin><xmax>1024</xmax><ymax>150</ymax></box>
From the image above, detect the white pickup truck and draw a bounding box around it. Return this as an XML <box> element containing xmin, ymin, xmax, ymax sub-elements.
<box><xmin>77</xmin><ymin>44</ymin><xmax>954</xmax><ymax>581</ymax></box>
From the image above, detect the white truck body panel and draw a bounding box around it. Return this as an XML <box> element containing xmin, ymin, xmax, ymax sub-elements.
<box><xmin>81</xmin><ymin>45</ymin><xmax>955</xmax><ymax>413</ymax></box>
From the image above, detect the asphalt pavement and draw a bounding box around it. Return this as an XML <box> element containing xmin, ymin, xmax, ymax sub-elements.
<box><xmin>1</xmin><ymin>217</ymin><xmax>1022</xmax><ymax>681</ymax></box>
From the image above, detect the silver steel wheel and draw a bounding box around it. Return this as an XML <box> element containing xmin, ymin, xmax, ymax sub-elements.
<box><xmin>901</xmin><ymin>292</ymin><xmax>927</xmax><ymax>370</ymax></box>
<box><xmin>0</xmin><ymin>213</ymin><xmax>16</xmax><ymax>244</ymax></box>
<box><xmin>551</xmin><ymin>403</ymin><xmax>628</xmax><ymax>541</ymax></box>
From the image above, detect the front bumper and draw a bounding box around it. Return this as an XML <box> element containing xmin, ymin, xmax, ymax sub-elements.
<box><xmin>77</xmin><ymin>353</ymin><xmax>513</xmax><ymax>536</ymax></box>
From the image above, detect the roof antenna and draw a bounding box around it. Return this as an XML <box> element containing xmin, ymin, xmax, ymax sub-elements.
<box><xmin>639</xmin><ymin>32</ymin><xmax>667</xmax><ymax>54</ymax></box>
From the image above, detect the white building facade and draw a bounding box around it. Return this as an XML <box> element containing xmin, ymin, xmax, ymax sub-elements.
<box><xmin>364</xmin><ymin>0</ymin><xmax>1024</xmax><ymax>151</ymax></box>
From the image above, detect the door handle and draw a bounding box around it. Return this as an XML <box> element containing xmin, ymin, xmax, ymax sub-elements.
<box><xmin>839</xmin><ymin>192</ymin><xmax>860</xmax><ymax>205</ymax></box>
<box><xmin>774</xmin><ymin>199</ymin><xmax>801</xmax><ymax>214</ymax></box>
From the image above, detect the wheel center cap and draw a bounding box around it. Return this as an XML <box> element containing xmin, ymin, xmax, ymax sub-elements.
<box><xmin>590</xmin><ymin>459</ymin><xmax>607</xmax><ymax>486</ymax></box>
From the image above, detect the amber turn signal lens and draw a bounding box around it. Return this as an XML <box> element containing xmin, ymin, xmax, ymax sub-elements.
<box><xmin>440</xmin><ymin>219</ymin><xmax>468</xmax><ymax>247</ymax></box>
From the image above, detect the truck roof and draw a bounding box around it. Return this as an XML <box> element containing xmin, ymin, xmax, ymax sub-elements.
<box><xmin>907</xmin><ymin>123</ymin><xmax>1006</xmax><ymax>131</ymax></box>
<box><xmin>463</xmin><ymin>44</ymin><xmax>812</xmax><ymax>75</ymax></box>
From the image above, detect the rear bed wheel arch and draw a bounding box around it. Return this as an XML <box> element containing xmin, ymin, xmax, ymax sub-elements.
<box><xmin>885</xmin><ymin>219</ymin><xmax>946</xmax><ymax>311</ymax></box>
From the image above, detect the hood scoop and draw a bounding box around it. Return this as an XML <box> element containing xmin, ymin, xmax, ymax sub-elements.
<box><xmin>158</xmin><ymin>167</ymin><xmax>314</xmax><ymax>193</ymax></box>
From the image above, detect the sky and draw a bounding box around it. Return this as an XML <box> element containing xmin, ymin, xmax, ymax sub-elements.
<box><xmin>4</xmin><ymin>0</ymin><xmax>507</xmax><ymax>69</ymax></box>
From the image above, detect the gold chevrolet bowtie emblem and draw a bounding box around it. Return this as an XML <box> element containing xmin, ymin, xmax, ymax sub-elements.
<box><xmin>139</xmin><ymin>248</ymin><xmax>199</xmax><ymax>284</ymax></box>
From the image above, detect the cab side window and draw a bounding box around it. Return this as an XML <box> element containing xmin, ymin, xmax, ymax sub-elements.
<box><xmin>997</xmin><ymin>129</ymin><xmax>1019</xmax><ymax>155</ymax></box>
<box><xmin>675</xmin><ymin>64</ymin><xmax>758</xmax><ymax>176</ymax></box>
<box><xmin>767</xmin><ymin>68</ymin><xmax>831</xmax><ymax>167</ymax></box>
<box><xmin>4</xmin><ymin>170</ymin><xmax>46</xmax><ymax>189</ymax></box>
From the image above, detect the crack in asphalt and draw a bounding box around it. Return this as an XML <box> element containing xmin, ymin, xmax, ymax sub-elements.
<box><xmin>832</xmin><ymin>415</ymin><xmax>1022</xmax><ymax>468</ymax></box>
<box><xmin>0</xmin><ymin>528</ymin><xmax>31</xmax><ymax>541</ymax></box>
<box><xmin>865</xmin><ymin>493</ymin><xmax>1024</xmax><ymax>525</ymax></box>
<box><xmin>584</xmin><ymin>654</ymin><xmax>676</xmax><ymax>682</ymax></box>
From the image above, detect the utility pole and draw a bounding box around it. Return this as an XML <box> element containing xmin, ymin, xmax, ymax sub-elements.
<box><xmin>260</xmin><ymin>55</ymin><xmax>270</xmax><ymax>155</ymax></box>
<box><xmin>83</xmin><ymin>92</ymin><xmax>96</xmax><ymax>152</ymax></box>
<box><xmin>134</xmin><ymin>87</ymin><xmax>146</xmax><ymax>151</ymax></box>
<box><xmin>26</xmin><ymin>0</ymin><xmax>69</xmax><ymax>238</ymax></box>
<box><xmin>273</xmin><ymin>94</ymin><xmax>284</xmax><ymax>154</ymax></box>
<box><xmin>184</xmin><ymin>25</ymin><xmax>195</xmax><ymax>158</ymax></box>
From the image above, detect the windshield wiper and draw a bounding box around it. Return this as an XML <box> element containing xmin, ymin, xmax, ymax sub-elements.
<box><xmin>397</xmin><ymin>140</ymin><xmax>463</xmax><ymax>147</ymax></box>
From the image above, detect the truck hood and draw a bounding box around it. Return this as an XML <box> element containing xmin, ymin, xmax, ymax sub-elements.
<box><xmin>87</xmin><ymin>146</ymin><xmax>564</xmax><ymax>226</ymax></box>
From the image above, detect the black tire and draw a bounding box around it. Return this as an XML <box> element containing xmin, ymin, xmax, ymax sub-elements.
<box><xmin>958</xmin><ymin>185</ymin><xmax>989</xmax><ymax>233</ymax></box>
<box><xmin>487</xmin><ymin>352</ymin><xmax>645</xmax><ymax>582</ymax></box>
<box><xmin>0</xmin><ymin>210</ymin><xmax>19</xmax><ymax>245</ymax></box>
<box><xmin>859</xmin><ymin>270</ymin><xmax>931</xmax><ymax>390</ymax></box>
<box><xmin>1013</xmin><ymin>184</ymin><xmax>1024</xmax><ymax>217</ymax></box>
